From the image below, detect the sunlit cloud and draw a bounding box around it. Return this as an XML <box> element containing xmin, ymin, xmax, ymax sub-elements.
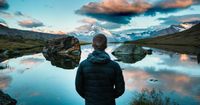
<box><xmin>18</xmin><ymin>19</ymin><xmax>44</xmax><ymax>28</ymax></box>
<box><xmin>20</xmin><ymin>58</ymin><xmax>44</xmax><ymax>67</ymax></box>
<box><xmin>0</xmin><ymin>75</ymin><xmax>12</xmax><ymax>89</ymax></box>
<box><xmin>76</xmin><ymin>0</ymin><xmax>200</xmax><ymax>24</ymax></box>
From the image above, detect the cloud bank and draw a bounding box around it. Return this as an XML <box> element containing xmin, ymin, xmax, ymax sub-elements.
<box><xmin>18</xmin><ymin>19</ymin><xmax>44</xmax><ymax>28</ymax></box>
<box><xmin>0</xmin><ymin>0</ymin><xmax>9</xmax><ymax>10</ymax></box>
<box><xmin>158</xmin><ymin>14</ymin><xmax>200</xmax><ymax>25</ymax></box>
<box><xmin>76</xmin><ymin>0</ymin><xmax>200</xmax><ymax>24</ymax></box>
<box><xmin>79</xmin><ymin>18</ymin><xmax>122</xmax><ymax>30</ymax></box>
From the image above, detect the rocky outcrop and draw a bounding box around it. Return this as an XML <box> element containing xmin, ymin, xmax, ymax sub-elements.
<box><xmin>112</xmin><ymin>44</ymin><xmax>147</xmax><ymax>63</ymax></box>
<box><xmin>0</xmin><ymin>90</ymin><xmax>17</xmax><ymax>105</ymax></box>
<box><xmin>43</xmin><ymin>53</ymin><xmax>80</xmax><ymax>69</ymax></box>
<box><xmin>43</xmin><ymin>36</ymin><xmax>81</xmax><ymax>56</ymax></box>
<box><xmin>43</xmin><ymin>36</ymin><xmax>81</xmax><ymax>69</ymax></box>
<box><xmin>112</xmin><ymin>44</ymin><xmax>146</xmax><ymax>55</ymax></box>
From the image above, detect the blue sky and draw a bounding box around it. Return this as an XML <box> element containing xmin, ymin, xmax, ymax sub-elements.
<box><xmin>0</xmin><ymin>0</ymin><xmax>200</xmax><ymax>33</ymax></box>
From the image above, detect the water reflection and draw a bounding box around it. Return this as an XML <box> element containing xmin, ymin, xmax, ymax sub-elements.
<box><xmin>1</xmin><ymin>44</ymin><xmax>200</xmax><ymax>105</ymax></box>
<box><xmin>123</xmin><ymin>67</ymin><xmax>200</xmax><ymax>103</ymax></box>
<box><xmin>139</xmin><ymin>44</ymin><xmax>200</xmax><ymax>64</ymax></box>
<box><xmin>0</xmin><ymin>75</ymin><xmax>12</xmax><ymax>89</ymax></box>
<box><xmin>43</xmin><ymin>53</ymin><xmax>80</xmax><ymax>69</ymax></box>
<box><xmin>113</xmin><ymin>54</ymin><xmax>146</xmax><ymax>63</ymax></box>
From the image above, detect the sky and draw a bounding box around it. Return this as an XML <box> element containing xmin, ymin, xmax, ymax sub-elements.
<box><xmin>0</xmin><ymin>0</ymin><xmax>200</xmax><ymax>34</ymax></box>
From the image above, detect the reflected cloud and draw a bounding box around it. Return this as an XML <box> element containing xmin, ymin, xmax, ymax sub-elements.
<box><xmin>180</xmin><ymin>54</ymin><xmax>189</xmax><ymax>61</ymax></box>
<box><xmin>0</xmin><ymin>74</ymin><xmax>12</xmax><ymax>89</ymax></box>
<box><xmin>20</xmin><ymin>58</ymin><xmax>44</xmax><ymax>67</ymax></box>
<box><xmin>123</xmin><ymin>67</ymin><xmax>200</xmax><ymax>100</ymax></box>
<box><xmin>29</xmin><ymin>92</ymin><xmax>41</xmax><ymax>97</ymax></box>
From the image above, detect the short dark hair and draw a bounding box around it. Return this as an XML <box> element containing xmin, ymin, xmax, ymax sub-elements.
<box><xmin>92</xmin><ymin>34</ymin><xmax>107</xmax><ymax>51</ymax></box>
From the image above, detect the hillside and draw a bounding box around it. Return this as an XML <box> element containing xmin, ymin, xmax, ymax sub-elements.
<box><xmin>128</xmin><ymin>23</ymin><xmax>200</xmax><ymax>55</ymax></box>
<box><xmin>0</xmin><ymin>24</ymin><xmax>65</xmax><ymax>41</ymax></box>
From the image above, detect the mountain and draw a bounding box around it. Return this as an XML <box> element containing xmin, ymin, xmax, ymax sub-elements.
<box><xmin>123</xmin><ymin>21</ymin><xmax>200</xmax><ymax>41</ymax></box>
<box><xmin>127</xmin><ymin>23</ymin><xmax>200</xmax><ymax>56</ymax></box>
<box><xmin>0</xmin><ymin>25</ymin><xmax>65</xmax><ymax>41</ymax></box>
<box><xmin>131</xmin><ymin>23</ymin><xmax>200</xmax><ymax>45</ymax></box>
<box><xmin>68</xmin><ymin>24</ymin><xmax>131</xmax><ymax>42</ymax></box>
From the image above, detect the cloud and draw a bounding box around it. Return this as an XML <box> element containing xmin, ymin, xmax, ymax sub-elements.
<box><xmin>96</xmin><ymin>22</ymin><xmax>122</xmax><ymax>29</ymax></box>
<box><xmin>14</xmin><ymin>11</ymin><xmax>25</xmax><ymax>16</ymax></box>
<box><xmin>18</xmin><ymin>19</ymin><xmax>44</xmax><ymax>28</ymax></box>
<box><xmin>0</xmin><ymin>75</ymin><xmax>12</xmax><ymax>89</ymax></box>
<box><xmin>123</xmin><ymin>67</ymin><xmax>200</xmax><ymax>99</ymax></box>
<box><xmin>158</xmin><ymin>14</ymin><xmax>200</xmax><ymax>25</ymax></box>
<box><xmin>79</xmin><ymin>18</ymin><xmax>97</xmax><ymax>24</ymax></box>
<box><xmin>79</xmin><ymin>18</ymin><xmax>122</xmax><ymax>30</ymax></box>
<box><xmin>0</xmin><ymin>11</ymin><xmax>13</xmax><ymax>18</ymax></box>
<box><xmin>0</xmin><ymin>0</ymin><xmax>9</xmax><ymax>10</ymax></box>
<box><xmin>76</xmin><ymin>0</ymin><xmax>200</xmax><ymax>24</ymax></box>
<box><xmin>0</xmin><ymin>18</ymin><xmax>7</xmax><ymax>26</ymax></box>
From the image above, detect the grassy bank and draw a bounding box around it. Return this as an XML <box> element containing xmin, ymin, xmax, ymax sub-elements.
<box><xmin>131</xmin><ymin>89</ymin><xmax>179</xmax><ymax>105</ymax></box>
<box><xmin>0</xmin><ymin>36</ymin><xmax>45</xmax><ymax>62</ymax></box>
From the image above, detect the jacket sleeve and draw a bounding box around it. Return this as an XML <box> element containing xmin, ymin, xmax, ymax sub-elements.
<box><xmin>75</xmin><ymin>63</ymin><xmax>85</xmax><ymax>98</ymax></box>
<box><xmin>114</xmin><ymin>63</ymin><xmax>125</xmax><ymax>98</ymax></box>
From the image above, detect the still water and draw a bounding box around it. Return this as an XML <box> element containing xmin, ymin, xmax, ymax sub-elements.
<box><xmin>0</xmin><ymin>44</ymin><xmax>200</xmax><ymax>105</ymax></box>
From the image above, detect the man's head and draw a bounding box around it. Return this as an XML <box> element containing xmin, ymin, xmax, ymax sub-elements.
<box><xmin>92</xmin><ymin>34</ymin><xmax>107</xmax><ymax>51</ymax></box>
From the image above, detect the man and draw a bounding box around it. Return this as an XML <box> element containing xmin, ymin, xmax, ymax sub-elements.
<box><xmin>75</xmin><ymin>34</ymin><xmax>125</xmax><ymax>105</ymax></box>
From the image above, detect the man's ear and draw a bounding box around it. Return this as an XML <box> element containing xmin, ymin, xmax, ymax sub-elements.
<box><xmin>92</xmin><ymin>43</ymin><xmax>94</xmax><ymax>48</ymax></box>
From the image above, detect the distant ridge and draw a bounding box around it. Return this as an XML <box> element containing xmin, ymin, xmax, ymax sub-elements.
<box><xmin>0</xmin><ymin>26</ymin><xmax>66</xmax><ymax>41</ymax></box>
<box><xmin>130</xmin><ymin>23</ymin><xmax>200</xmax><ymax>46</ymax></box>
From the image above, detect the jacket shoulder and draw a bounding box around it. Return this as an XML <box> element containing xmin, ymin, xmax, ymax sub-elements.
<box><xmin>79</xmin><ymin>59</ymin><xmax>90</xmax><ymax>66</ymax></box>
<box><xmin>108</xmin><ymin>60</ymin><xmax>121</xmax><ymax>69</ymax></box>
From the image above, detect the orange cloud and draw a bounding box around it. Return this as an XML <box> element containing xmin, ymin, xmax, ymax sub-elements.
<box><xmin>76</xmin><ymin>0</ymin><xmax>200</xmax><ymax>24</ymax></box>
<box><xmin>18</xmin><ymin>19</ymin><xmax>44</xmax><ymax>28</ymax></box>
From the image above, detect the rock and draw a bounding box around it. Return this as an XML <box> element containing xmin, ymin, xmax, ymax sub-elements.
<box><xmin>112</xmin><ymin>44</ymin><xmax>146</xmax><ymax>63</ymax></box>
<box><xmin>0</xmin><ymin>90</ymin><xmax>17</xmax><ymax>105</ymax></box>
<box><xmin>146</xmin><ymin>49</ymin><xmax>153</xmax><ymax>55</ymax></box>
<box><xmin>43</xmin><ymin>36</ymin><xmax>81</xmax><ymax>56</ymax></box>
<box><xmin>149</xmin><ymin>78</ymin><xmax>158</xmax><ymax>82</ymax></box>
<box><xmin>0</xmin><ymin>63</ymin><xmax>8</xmax><ymax>70</ymax></box>
<box><xmin>43</xmin><ymin>53</ymin><xmax>80</xmax><ymax>69</ymax></box>
<box><xmin>112</xmin><ymin>44</ymin><xmax>146</xmax><ymax>55</ymax></box>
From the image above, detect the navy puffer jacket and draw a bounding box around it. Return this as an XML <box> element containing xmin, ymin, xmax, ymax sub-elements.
<box><xmin>75</xmin><ymin>50</ymin><xmax>125</xmax><ymax>105</ymax></box>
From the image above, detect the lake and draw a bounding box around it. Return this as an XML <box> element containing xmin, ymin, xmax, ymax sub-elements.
<box><xmin>1</xmin><ymin>44</ymin><xmax>200</xmax><ymax>105</ymax></box>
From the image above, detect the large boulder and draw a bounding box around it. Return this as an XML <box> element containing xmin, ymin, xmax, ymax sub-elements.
<box><xmin>43</xmin><ymin>53</ymin><xmax>80</xmax><ymax>69</ymax></box>
<box><xmin>112</xmin><ymin>44</ymin><xmax>146</xmax><ymax>55</ymax></box>
<box><xmin>112</xmin><ymin>44</ymin><xmax>147</xmax><ymax>63</ymax></box>
<box><xmin>43</xmin><ymin>36</ymin><xmax>81</xmax><ymax>56</ymax></box>
<box><xmin>43</xmin><ymin>36</ymin><xmax>81</xmax><ymax>69</ymax></box>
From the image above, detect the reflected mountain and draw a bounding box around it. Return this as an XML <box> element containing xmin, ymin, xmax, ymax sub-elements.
<box><xmin>43</xmin><ymin>53</ymin><xmax>80</xmax><ymax>69</ymax></box>
<box><xmin>112</xmin><ymin>44</ymin><xmax>148</xmax><ymax>63</ymax></box>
